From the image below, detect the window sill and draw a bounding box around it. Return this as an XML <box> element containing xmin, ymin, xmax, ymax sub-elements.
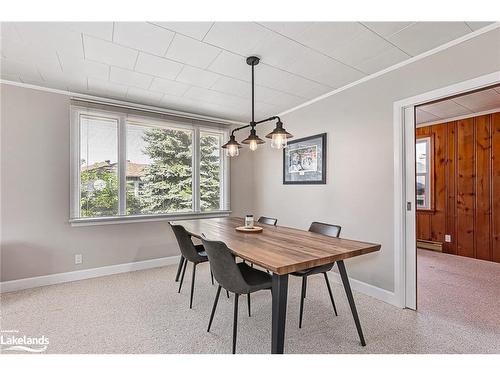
<box><xmin>69</xmin><ymin>210</ymin><xmax>231</xmax><ymax>227</ymax></box>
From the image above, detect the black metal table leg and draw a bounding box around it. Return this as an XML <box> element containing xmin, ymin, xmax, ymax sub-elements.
<box><xmin>271</xmin><ymin>273</ymin><xmax>289</xmax><ymax>354</ymax></box>
<box><xmin>337</xmin><ymin>260</ymin><xmax>366</xmax><ymax>346</ymax></box>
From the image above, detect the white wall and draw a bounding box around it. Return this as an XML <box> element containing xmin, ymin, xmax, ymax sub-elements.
<box><xmin>232</xmin><ymin>28</ymin><xmax>500</xmax><ymax>293</ymax></box>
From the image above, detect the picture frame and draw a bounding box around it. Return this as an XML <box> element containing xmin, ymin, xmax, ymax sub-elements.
<box><xmin>283</xmin><ymin>133</ymin><xmax>327</xmax><ymax>184</ymax></box>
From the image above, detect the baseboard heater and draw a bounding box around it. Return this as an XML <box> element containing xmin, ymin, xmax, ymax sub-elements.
<box><xmin>417</xmin><ymin>240</ymin><xmax>443</xmax><ymax>252</ymax></box>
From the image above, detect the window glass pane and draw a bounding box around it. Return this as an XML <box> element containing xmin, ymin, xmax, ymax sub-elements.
<box><xmin>80</xmin><ymin>115</ymin><xmax>118</xmax><ymax>217</ymax></box>
<box><xmin>126</xmin><ymin>122</ymin><xmax>193</xmax><ymax>214</ymax></box>
<box><xmin>416</xmin><ymin>175</ymin><xmax>427</xmax><ymax>208</ymax></box>
<box><xmin>200</xmin><ymin>132</ymin><xmax>222</xmax><ymax>211</ymax></box>
<box><xmin>416</xmin><ymin>139</ymin><xmax>428</xmax><ymax>174</ymax></box>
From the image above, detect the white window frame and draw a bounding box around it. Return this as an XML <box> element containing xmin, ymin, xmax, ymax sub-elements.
<box><xmin>415</xmin><ymin>136</ymin><xmax>432</xmax><ymax>210</ymax></box>
<box><xmin>70</xmin><ymin>105</ymin><xmax>231</xmax><ymax>226</ymax></box>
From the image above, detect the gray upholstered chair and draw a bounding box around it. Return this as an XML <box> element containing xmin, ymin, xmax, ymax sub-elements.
<box><xmin>170</xmin><ymin>223</ymin><xmax>212</xmax><ymax>309</ymax></box>
<box><xmin>291</xmin><ymin>222</ymin><xmax>341</xmax><ymax>328</ymax></box>
<box><xmin>257</xmin><ymin>216</ymin><xmax>278</xmax><ymax>226</ymax></box>
<box><xmin>201</xmin><ymin>236</ymin><xmax>272</xmax><ymax>354</ymax></box>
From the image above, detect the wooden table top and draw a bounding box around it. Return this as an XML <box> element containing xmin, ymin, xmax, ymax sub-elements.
<box><xmin>171</xmin><ymin>217</ymin><xmax>381</xmax><ymax>275</ymax></box>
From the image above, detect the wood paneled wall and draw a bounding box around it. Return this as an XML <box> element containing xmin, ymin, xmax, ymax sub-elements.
<box><xmin>416</xmin><ymin>112</ymin><xmax>500</xmax><ymax>263</ymax></box>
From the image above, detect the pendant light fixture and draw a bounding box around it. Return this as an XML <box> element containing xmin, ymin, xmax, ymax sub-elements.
<box><xmin>221</xmin><ymin>56</ymin><xmax>293</xmax><ymax>157</ymax></box>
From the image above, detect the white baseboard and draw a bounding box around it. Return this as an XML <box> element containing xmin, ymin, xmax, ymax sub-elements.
<box><xmin>328</xmin><ymin>272</ymin><xmax>398</xmax><ymax>307</ymax></box>
<box><xmin>0</xmin><ymin>255</ymin><xmax>181</xmax><ymax>293</ymax></box>
<box><xmin>1</xmin><ymin>256</ymin><xmax>398</xmax><ymax>307</ymax></box>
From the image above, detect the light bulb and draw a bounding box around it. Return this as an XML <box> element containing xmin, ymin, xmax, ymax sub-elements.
<box><xmin>226</xmin><ymin>144</ymin><xmax>239</xmax><ymax>157</ymax></box>
<box><xmin>271</xmin><ymin>133</ymin><xmax>287</xmax><ymax>149</ymax></box>
<box><xmin>249</xmin><ymin>140</ymin><xmax>259</xmax><ymax>151</ymax></box>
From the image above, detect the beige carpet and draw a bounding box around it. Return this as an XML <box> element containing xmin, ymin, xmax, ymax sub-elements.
<box><xmin>1</xmin><ymin>257</ymin><xmax>499</xmax><ymax>354</ymax></box>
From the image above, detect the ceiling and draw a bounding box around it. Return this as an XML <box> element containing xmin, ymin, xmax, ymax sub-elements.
<box><xmin>0</xmin><ymin>22</ymin><xmax>493</xmax><ymax>122</ymax></box>
<box><xmin>416</xmin><ymin>85</ymin><xmax>500</xmax><ymax>125</ymax></box>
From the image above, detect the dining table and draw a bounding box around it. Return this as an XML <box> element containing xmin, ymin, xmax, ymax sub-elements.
<box><xmin>171</xmin><ymin>216</ymin><xmax>381</xmax><ymax>354</ymax></box>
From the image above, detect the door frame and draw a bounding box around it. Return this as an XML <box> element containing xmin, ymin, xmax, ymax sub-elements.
<box><xmin>392</xmin><ymin>71</ymin><xmax>500</xmax><ymax>309</ymax></box>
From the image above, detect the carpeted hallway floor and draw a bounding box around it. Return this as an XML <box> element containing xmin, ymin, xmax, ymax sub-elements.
<box><xmin>1</xmin><ymin>254</ymin><xmax>499</xmax><ymax>354</ymax></box>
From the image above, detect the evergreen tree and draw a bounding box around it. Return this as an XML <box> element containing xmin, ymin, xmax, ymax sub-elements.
<box><xmin>200</xmin><ymin>134</ymin><xmax>221</xmax><ymax>210</ymax></box>
<box><xmin>139</xmin><ymin>128</ymin><xmax>193</xmax><ymax>213</ymax></box>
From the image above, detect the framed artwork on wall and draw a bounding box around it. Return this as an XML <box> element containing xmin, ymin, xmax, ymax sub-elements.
<box><xmin>283</xmin><ymin>133</ymin><xmax>327</xmax><ymax>184</ymax></box>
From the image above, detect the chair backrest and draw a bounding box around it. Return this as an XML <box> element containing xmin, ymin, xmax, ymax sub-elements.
<box><xmin>258</xmin><ymin>216</ymin><xmax>278</xmax><ymax>226</ymax></box>
<box><xmin>201</xmin><ymin>237</ymin><xmax>249</xmax><ymax>294</ymax></box>
<box><xmin>170</xmin><ymin>224</ymin><xmax>204</xmax><ymax>262</ymax></box>
<box><xmin>308</xmin><ymin>222</ymin><xmax>341</xmax><ymax>238</ymax></box>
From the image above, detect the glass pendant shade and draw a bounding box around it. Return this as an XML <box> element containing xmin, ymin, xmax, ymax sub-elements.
<box><xmin>221</xmin><ymin>135</ymin><xmax>242</xmax><ymax>157</ymax></box>
<box><xmin>241</xmin><ymin>128</ymin><xmax>265</xmax><ymax>151</ymax></box>
<box><xmin>265</xmin><ymin>121</ymin><xmax>293</xmax><ymax>149</ymax></box>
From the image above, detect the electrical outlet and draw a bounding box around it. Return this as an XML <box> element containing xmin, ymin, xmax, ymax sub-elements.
<box><xmin>444</xmin><ymin>235</ymin><xmax>451</xmax><ymax>243</ymax></box>
<box><xmin>75</xmin><ymin>254</ymin><xmax>83</xmax><ymax>264</ymax></box>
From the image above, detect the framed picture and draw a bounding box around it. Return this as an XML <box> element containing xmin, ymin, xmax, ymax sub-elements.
<box><xmin>283</xmin><ymin>133</ymin><xmax>327</xmax><ymax>184</ymax></box>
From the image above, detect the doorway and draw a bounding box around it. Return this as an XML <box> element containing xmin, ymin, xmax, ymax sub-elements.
<box><xmin>393</xmin><ymin>71</ymin><xmax>500</xmax><ymax>310</ymax></box>
<box><xmin>413</xmin><ymin>87</ymin><xmax>500</xmax><ymax>330</ymax></box>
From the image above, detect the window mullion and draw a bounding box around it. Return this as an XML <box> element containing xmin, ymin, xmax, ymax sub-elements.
<box><xmin>193</xmin><ymin>127</ymin><xmax>200</xmax><ymax>213</ymax></box>
<box><xmin>118</xmin><ymin>115</ymin><xmax>127</xmax><ymax>215</ymax></box>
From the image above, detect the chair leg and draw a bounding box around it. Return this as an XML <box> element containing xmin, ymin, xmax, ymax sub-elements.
<box><xmin>299</xmin><ymin>276</ymin><xmax>307</xmax><ymax>328</ymax></box>
<box><xmin>175</xmin><ymin>256</ymin><xmax>185</xmax><ymax>282</ymax></box>
<box><xmin>323</xmin><ymin>272</ymin><xmax>338</xmax><ymax>316</ymax></box>
<box><xmin>233</xmin><ymin>293</ymin><xmax>239</xmax><ymax>354</ymax></box>
<box><xmin>178</xmin><ymin>259</ymin><xmax>188</xmax><ymax>293</ymax></box>
<box><xmin>189</xmin><ymin>263</ymin><xmax>197</xmax><ymax>309</ymax></box>
<box><xmin>207</xmin><ymin>285</ymin><xmax>222</xmax><ymax>332</ymax></box>
<box><xmin>247</xmin><ymin>293</ymin><xmax>251</xmax><ymax>317</ymax></box>
<box><xmin>210</xmin><ymin>268</ymin><xmax>214</xmax><ymax>285</ymax></box>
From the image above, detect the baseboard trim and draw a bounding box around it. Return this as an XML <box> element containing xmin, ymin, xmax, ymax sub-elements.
<box><xmin>329</xmin><ymin>271</ymin><xmax>398</xmax><ymax>307</ymax></box>
<box><xmin>0</xmin><ymin>255</ymin><xmax>181</xmax><ymax>293</ymax></box>
<box><xmin>1</xmin><ymin>256</ymin><xmax>398</xmax><ymax>307</ymax></box>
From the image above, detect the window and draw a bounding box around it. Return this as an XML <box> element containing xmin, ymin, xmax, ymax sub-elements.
<box><xmin>416</xmin><ymin>137</ymin><xmax>432</xmax><ymax>210</ymax></box>
<box><xmin>71</xmin><ymin>103</ymin><xmax>229</xmax><ymax>223</ymax></box>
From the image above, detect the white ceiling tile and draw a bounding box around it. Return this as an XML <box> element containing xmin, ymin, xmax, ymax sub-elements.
<box><xmin>1</xmin><ymin>73</ymin><xmax>21</xmax><ymax>82</ymax></box>
<box><xmin>1</xmin><ymin>58</ymin><xmax>44</xmax><ymax>83</ymax></box>
<box><xmin>210</xmin><ymin>76</ymin><xmax>250</xmax><ymax>98</ymax></box>
<box><xmin>465</xmin><ymin>22</ymin><xmax>493</xmax><ymax>31</ymax></box>
<box><xmin>176</xmin><ymin>65</ymin><xmax>221</xmax><ymax>89</ymax></box>
<box><xmin>355</xmin><ymin>46</ymin><xmax>409</xmax><ymax>74</ymax></box>
<box><xmin>126</xmin><ymin>87</ymin><xmax>164</xmax><ymax>104</ymax></box>
<box><xmin>258</xmin><ymin>22</ymin><xmax>313</xmax><ymax>40</ymax></box>
<box><xmin>361</xmin><ymin>22</ymin><xmax>415</xmax><ymax>37</ymax></box>
<box><xmin>203</xmin><ymin>22</ymin><xmax>273</xmax><ymax>57</ymax></box>
<box><xmin>38</xmin><ymin>68</ymin><xmax>88</xmax><ymax>91</ymax></box>
<box><xmin>149</xmin><ymin>77</ymin><xmax>190</xmax><ymax>96</ymax></box>
<box><xmin>256</xmin><ymin>64</ymin><xmax>331</xmax><ymax>99</ymax></box>
<box><xmin>452</xmin><ymin>89</ymin><xmax>500</xmax><ymax>112</ymax></box>
<box><xmin>165</xmin><ymin>34</ymin><xmax>221</xmax><ymax>68</ymax></box>
<box><xmin>109</xmin><ymin>66</ymin><xmax>153</xmax><ymax>89</ymax></box>
<box><xmin>87</xmin><ymin>78</ymin><xmax>128</xmax><ymax>98</ymax></box>
<box><xmin>14</xmin><ymin>22</ymin><xmax>85</xmax><ymax>59</ymax></box>
<box><xmin>113</xmin><ymin>22</ymin><xmax>175</xmax><ymax>56</ymax></box>
<box><xmin>416</xmin><ymin>108</ymin><xmax>441</xmax><ymax>124</ymax></box>
<box><xmin>83</xmin><ymin>35</ymin><xmax>138</xmax><ymax>70</ymax></box>
<box><xmin>388</xmin><ymin>22</ymin><xmax>472</xmax><ymax>56</ymax></box>
<box><xmin>58</xmin><ymin>54</ymin><xmax>109</xmax><ymax>80</ymax></box>
<box><xmin>0</xmin><ymin>35</ymin><xmax>63</xmax><ymax>72</ymax></box>
<box><xmin>59</xmin><ymin>22</ymin><xmax>114</xmax><ymax>41</ymax></box>
<box><xmin>134</xmin><ymin>52</ymin><xmax>183</xmax><ymax>80</ymax></box>
<box><xmin>184</xmin><ymin>86</ymin><xmax>248</xmax><ymax>110</ymax></box>
<box><xmin>150</xmin><ymin>22</ymin><xmax>214</xmax><ymax>40</ymax></box>
<box><xmin>207</xmin><ymin>51</ymin><xmax>251</xmax><ymax>82</ymax></box>
<box><xmin>419</xmin><ymin>100</ymin><xmax>472</xmax><ymax>119</ymax></box>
